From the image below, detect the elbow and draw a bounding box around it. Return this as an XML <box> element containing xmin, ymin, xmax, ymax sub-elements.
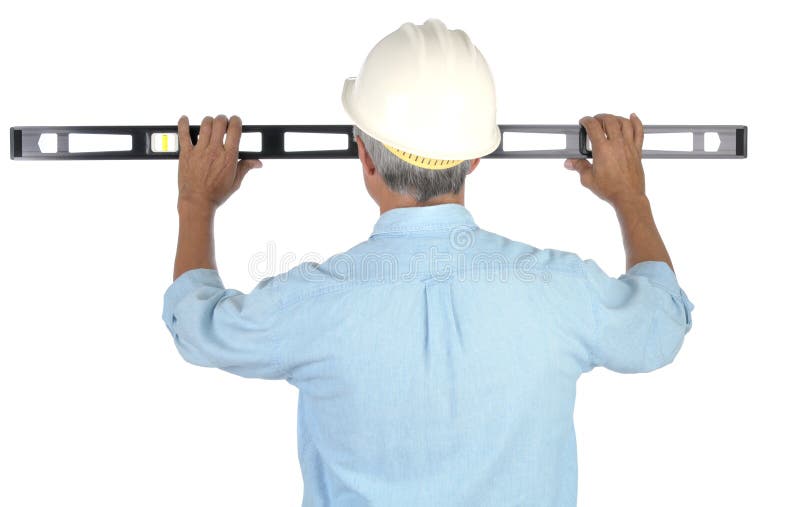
<box><xmin>634</xmin><ymin>329</ymin><xmax>686</xmax><ymax>373</ymax></box>
<box><xmin>172</xmin><ymin>331</ymin><xmax>217</xmax><ymax>368</ymax></box>
<box><xmin>163</xmin><ymin>312</ymin><xmax>217</xmax><ymax>368</ymax></box>
<box><xmin>643</xmin><ymin>291</ymin><xmax>694</xmax><ymax>372</ymax></box>
<box><xmin>174</xmin><ymin>334</ymin><xmax>215</xmax><ymax>368</ymax></box>
<box><xmin>655</xmin><ymin>327</ymin><xmax>687</xmax><ymax>370</ymax></box>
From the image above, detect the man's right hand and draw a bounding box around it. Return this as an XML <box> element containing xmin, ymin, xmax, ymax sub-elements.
<box><xmin>565</xmin><ymin>113</ymin><xmax>674</xmax><ymax>272</ymax></box>
<box><xmin>564</xmin><ymin>113</ymin><xmax>646</xmax><ymax>208</ymax></box>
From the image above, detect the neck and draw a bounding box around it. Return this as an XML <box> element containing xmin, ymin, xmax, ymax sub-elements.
<box><xmin>378</xmin><ymin>190</ymin><xmax>465</xmax><ymax>215</ymax></box>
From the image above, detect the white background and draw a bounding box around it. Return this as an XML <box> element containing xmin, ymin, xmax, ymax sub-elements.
<box><xmin>1</xmin><ymin>1</ymin><xmax>797</xmax><ymax>505</ymax></box>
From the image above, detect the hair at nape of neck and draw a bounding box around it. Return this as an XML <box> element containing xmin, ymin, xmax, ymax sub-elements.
<box><xmin>352</xmin><ymin>125</ymin><xmax>472</xmax><ymax>203</ymax></box>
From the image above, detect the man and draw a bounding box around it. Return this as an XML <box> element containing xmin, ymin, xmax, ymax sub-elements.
<box><xmin>163</xmin><ymin>20</ymin><xmax>694</xmax><ymax>507</ymax></box>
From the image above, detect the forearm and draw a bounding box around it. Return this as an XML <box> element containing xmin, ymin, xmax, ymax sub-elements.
<box><xmin>173</xmin><ymin>199</ymin><xmax>217</xmax><ymax>281</ymax></box>
<box><xmin>613</xmin><ymin>195</ymin><xmax>674</xmax><ymax>273</ymax></box>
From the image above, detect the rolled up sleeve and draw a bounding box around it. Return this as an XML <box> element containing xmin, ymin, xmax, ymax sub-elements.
<box><xmin>161</xmin><ymin>268</ymin><xmax>288</xmax><ymax>379</ymax></box>
<box><xmin>580</xmin><ymin>259</ymin><xmax>695</xmax><ymax>373</ymax></box>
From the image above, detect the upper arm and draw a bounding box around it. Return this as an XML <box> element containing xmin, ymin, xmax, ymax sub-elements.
<box><xmin>161</xmin><ymin>265</ymin><xmax>318</xmax><ymax>380</ymax></box>
<box><xmin>580</xmin><ymin>259</ymin><xmax>695</xmax><ymax>373</ymax></box>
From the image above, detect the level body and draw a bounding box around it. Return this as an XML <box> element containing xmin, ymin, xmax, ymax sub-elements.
<box><xmin>10</xmin><ymin>124</ymin><xmax>748</xmax><ymax>160</ymax></box>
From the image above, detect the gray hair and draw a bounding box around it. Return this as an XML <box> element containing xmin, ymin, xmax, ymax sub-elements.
<box><xmin>352</xmin><ymin>125</ymin><xmax>472</xmax><ymax>203</ymax></box>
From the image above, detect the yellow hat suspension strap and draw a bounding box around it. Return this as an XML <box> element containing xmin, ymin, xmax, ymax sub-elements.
<box><xmin>382</xmin><ymin>143</ymin><xmax>464</xmax><ymax>170</ymax></box>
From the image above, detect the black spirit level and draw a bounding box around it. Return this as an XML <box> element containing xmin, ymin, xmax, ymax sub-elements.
<box><xmin>9</xmin><ymin>124</ymin><xmax>747</xmax><ymax>161</ymax></box>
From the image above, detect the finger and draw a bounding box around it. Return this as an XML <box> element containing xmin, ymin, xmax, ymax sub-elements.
<box><xmin>631</xmin><ymin>112</ymin><xmax>644</xmax><ymax>151</ymax></box>
<box><xmin>621</xmin><ymin>116</ymin><xmax>634</xmax><ymax>145</ymax></box>
<box><xmin>177</xmin><ymin>115</ymin><xmax>193</xmax><ymax>153</ymax></box>
<box><xmin>210</xmin><ymin>114</ymin><xmax>228</xmax><ymax>147</ymax></box>
<box><xmin>225</xmin><ymin>115</ymin><xmax>243</xmax><ymax>153</ymax></box>
<box><xmin>197</xmin><ymin>115</ymin><xmax>214</xmax><ymax>149</ymax></box>
<box><xmin>579</xmin><ymin>116</ymin><xmax>607</xmax><ymax>146</ymax></box>
<box><xmin>596</xmin><ymin>113</ymin><xmax>622</xmax><ymax>140</ymax></box>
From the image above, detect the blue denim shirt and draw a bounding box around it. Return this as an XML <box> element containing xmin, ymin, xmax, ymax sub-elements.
<box><xmin>162</xmin><ymin>203</ymin><xmax>694</xmax><ymax>507</ymax></box>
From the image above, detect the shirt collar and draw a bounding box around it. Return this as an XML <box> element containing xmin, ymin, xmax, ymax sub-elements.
<box><xmin>370</xmin><ymin>203</ymin><xmax>477</xmax><ymax>238</ymax></box>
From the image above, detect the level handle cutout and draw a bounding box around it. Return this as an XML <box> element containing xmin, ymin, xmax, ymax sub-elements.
<box><xmin>68</xmin><ymin>134</ymin><xmax>132</xmax><ymax>153</ymax></box>
<box><xmin>284</xmin><ymin>132</ymin><xmax>349</xmax><ymax>152</ymax></box>
<box><xmin>502</xmin><ymin>132</ymin><xmax>566</xmax><ymax>151</ymax></box>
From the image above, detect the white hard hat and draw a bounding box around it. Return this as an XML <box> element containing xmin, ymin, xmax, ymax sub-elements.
<box><xmin>342</xmin><ymin>18</ymin><xmax>501</xmax><ymax>170</ymax></box>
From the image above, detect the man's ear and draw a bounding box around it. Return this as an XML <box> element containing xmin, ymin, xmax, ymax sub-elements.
<box><xmin>355</xmin><ymin>135</ymin><xmax>376</xmax><ymax>176</ymax></box>
<box><xmin>467</xmin><ymin>158</ymin><xmax>480</xmax><ymax>175</ymax></box>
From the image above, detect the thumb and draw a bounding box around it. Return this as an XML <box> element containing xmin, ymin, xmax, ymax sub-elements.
<box><xmin>239</xmin><ymin>158</ymin><xmax>263</xmax><ymax>170</ymax></box>
<box><xmin>233</xmin><ymin>159</ymin><xmax>263</xmax><ymax>187</ymax></box>
<box><xmin>564</xmin><ymin>158</ymin><xmax>591</xmax><ymax>172</ymax></box>
<box><xmin>564</xmin><ymin>158</ymin><xmax>595</xmax><ymax>188</ymax></box>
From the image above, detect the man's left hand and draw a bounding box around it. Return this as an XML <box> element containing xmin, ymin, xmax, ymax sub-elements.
<box><xmin>176</xmin><ymin>114</ymin><xmax>263</xmax><ymax>210</ymax></box>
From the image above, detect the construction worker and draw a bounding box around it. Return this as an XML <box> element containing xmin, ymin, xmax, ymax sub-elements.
<box><xmin>163</xmin><ymin>17</ymin><xmax>694</xmax><ymax>507</ymax></box>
